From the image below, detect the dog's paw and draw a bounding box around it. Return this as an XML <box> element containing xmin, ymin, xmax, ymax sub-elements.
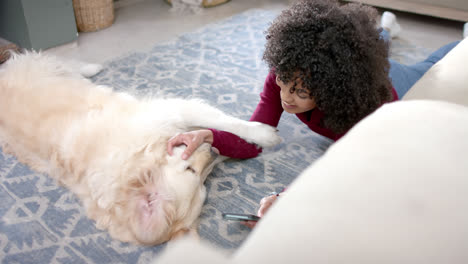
<box><xmin>244</xmin><ymin>122</ymin><xmax>282</xmax><ymax>147</ymax></box>
<box><xmin>80</xmin><ymin>63</ymin><xmax>103</xmax><ymax>78</ymax></box>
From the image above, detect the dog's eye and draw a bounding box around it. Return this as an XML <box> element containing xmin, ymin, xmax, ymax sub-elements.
<box><xmin>186</xmin><ymin>166</ymin><xmax>196</xmax><ymax>173</ymax></box>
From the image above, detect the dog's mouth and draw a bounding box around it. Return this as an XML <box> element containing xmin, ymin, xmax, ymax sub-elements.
<box><xmin>129</xmin><ymin>187</ymin><xmax>175</xmax><ymax>245</ymax></box>
<box><xmin>144</xmin><ymin>192</ymin><xmax>159</xmax><ymax>212</ymax></box>
<box><xmin>135</xmin><ymin>184</ymin><xmax>167</xmax><ymax>217</ymax></box>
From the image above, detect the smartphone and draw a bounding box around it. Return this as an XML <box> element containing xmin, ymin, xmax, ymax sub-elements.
<box><xmin>222</xmin><ymin>213</ymin><xmax>260</xmax><ymax>222</ymax></box>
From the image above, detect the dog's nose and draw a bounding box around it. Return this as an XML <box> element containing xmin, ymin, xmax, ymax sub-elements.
<box><xmin>209</xmin><ymin>148</ymin><xmax>219</xmax><ymax>161</ymax></box>
<box><xmin>210</xmin><ymin>147</ymin><xmax>220</xmax><ymax>157</ymax></box>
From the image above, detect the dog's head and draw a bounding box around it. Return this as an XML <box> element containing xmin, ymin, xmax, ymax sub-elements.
<box><xmin>116</xmin><ymin>142</ymin><xmax>219</xmax><ymax>245</ymax></box>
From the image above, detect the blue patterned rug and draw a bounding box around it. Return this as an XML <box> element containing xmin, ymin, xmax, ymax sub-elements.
<box><xmin>0</xmin><ymin>9</ymin><xmax>432</xmax><ymax>264</ymax></box>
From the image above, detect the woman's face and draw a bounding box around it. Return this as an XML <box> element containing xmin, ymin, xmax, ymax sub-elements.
<box><xmin>276</xmin><ymin>75</ymin><xmax>316</xmax><ymax>114</ymax></box>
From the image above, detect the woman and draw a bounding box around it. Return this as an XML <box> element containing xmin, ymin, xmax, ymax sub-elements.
<box><xmin>167</xmin><ymin>0</ymin><xmax>461</xmax><ymax>227</ymax></box>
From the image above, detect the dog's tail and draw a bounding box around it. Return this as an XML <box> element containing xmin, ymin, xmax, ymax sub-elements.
<box><xmin>79</xmin><ymin>63</ymin><xmax>103</xmax><ymax>78</ymax></box>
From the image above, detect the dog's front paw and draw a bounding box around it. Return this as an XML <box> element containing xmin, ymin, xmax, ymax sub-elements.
<box><xmin>244</xmin><ymin>122</ymin><xmax>282</xmax><ymax>147</ymax></box>
<box><xmin>80</xmin><ymin>63</ymin><xmax>103</xmax><ymax>78</ymax></box>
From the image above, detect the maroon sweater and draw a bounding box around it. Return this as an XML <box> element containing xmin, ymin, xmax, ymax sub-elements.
<box><xmin>209</xmin><ymin>71</ymin><xmax>398</xmax><ymax>159</ymax></box>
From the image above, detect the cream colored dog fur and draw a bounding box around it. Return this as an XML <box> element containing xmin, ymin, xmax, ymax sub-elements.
<box><xmin>0</xmin><ymin>52</ymin><xmax>281</xmax><ymax>245</ymax></box>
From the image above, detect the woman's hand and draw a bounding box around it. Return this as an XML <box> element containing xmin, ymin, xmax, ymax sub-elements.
<box><xmin>241</xmin><ymin>193</ymin><xmax>280</xmax><ymax>228</ymax></box>
<box><xmin>167</xmin><ymin>129</ymin><xmax>214</xmax><ymax>160</ymax></box>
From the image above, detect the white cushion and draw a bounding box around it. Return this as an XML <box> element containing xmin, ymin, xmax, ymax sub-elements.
<box><xmin>156</xmin><ymin>100</ymin><xmax>468</xmax><ymax>264</ymax></box>
<box><xmin>403</xmin><ymin>38</ymin><xmax>468</xmax><ymax>106</ymax></box>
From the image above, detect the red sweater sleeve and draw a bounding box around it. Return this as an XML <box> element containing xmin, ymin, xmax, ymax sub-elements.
<box><xmin>209</xmin><ymin>72</ymin><xmax>283</xmax><ymax>159</ymax></box>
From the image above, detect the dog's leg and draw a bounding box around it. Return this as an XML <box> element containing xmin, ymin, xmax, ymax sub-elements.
<box><xmin>166</xmin><ymin>99</ymin><xmax>282</xmax><ymax>148</ymax></box>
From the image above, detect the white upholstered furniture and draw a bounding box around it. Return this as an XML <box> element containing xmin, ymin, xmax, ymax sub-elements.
<box><xmin>343</xmin><ymin>0</ymin><xmax>468</xmax><ymax>22</ymax></box>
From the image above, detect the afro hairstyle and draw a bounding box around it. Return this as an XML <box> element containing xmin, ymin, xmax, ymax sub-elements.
<box><xmin>263</xmin><ymin>0</ymin><xmax>393</xmax><ymax>134</ymax></box>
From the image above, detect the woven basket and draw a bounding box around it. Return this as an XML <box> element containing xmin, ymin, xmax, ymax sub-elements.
<box><xmin>73</xmin><ymin>0</ymin><xmax>115</xmax><ymax>32</ymax></box>
<box><xmin>0</xmin><ymin>38</ymin><xmax>21</xmax><ymax>64</ymax></box>
<box><xmin>166</xmin><ymin>0</ymin><xmax>230</xmax><ymax>8</ymax></box>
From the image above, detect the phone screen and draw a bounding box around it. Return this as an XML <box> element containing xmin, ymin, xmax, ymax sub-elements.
<box><xmin>222</xmin><ymin>213</ymin><xmax>260</xmax><ymax>221</ymax></box>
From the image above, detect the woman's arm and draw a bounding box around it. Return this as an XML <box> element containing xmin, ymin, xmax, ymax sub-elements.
<box><xmin>208</xmin><ymin>71</ymin><xmax>284</xmax><ymax>158</ymax></box>
<box><xmin>167</xmin><ymin>71</ymin><xmax>284</xmax><ymax>159</ymax></box>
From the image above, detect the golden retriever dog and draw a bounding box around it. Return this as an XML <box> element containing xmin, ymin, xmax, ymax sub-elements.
<box><xmin>0</xmin><ymin>52</ymin><xmax>281</xmax><ymax>245</ymax></box>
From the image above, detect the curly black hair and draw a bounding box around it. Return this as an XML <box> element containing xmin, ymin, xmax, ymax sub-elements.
<box><xmin>263</xmin><ymin>0</ymin><xmax>392</xmax><ymax>134</ymax></box>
